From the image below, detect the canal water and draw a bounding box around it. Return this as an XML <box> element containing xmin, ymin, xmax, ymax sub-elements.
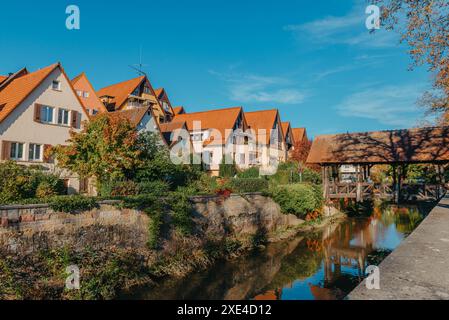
<box><xmin>127</xmin><ymin>201</ymin><xmax>433</xmax><ymax>300</ymax></box>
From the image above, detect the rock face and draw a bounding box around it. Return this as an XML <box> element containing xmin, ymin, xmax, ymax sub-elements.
<box><xmin>191</xmin><ymin>193</ymin><xmax>304</xmax><ymax>241</ymax></box>
<box><xmin>0</xmin><ymin>194</ymin><xmax>304</xmax><ymax>255</ymax></box>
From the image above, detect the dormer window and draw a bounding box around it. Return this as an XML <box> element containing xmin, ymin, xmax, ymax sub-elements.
<box><xmin>52</xmin><ymin>80</ymin><xmax>61</xmax><ymax>91</ymax></box>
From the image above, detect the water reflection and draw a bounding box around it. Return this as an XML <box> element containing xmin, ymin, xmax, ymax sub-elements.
<box><xmin>127</xmin><ymin>202</ymin><xmax>431</xmax><ymax>300</ymax></box>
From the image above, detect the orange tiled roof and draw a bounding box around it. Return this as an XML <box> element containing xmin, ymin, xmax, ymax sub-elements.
<box><xmin>159</xmin><ymin>121</ymin><xmax>186</xmax><ymax>133</ymax></box>
<box><xmin>0</xmin><ymin>75</ymin><xmax>8</xmax><ymax>83</ymax></box>
<box><xmin>108</xmin><ymin>107</ymin><xmax>149</xmax><ymax>128</ymax></box>
<box><xmin>71</xmin><ymin>72</ymin><xmax>108</xmax><ymax>114</ymax></box>
<box><xmin>0</xmin><ymin>63</ymin><xmax>59</xmax><ymax>123</ymax></box>
<box><xmin>245</xmin><ymin>109</ymin><xmax>279</xmax><ymax>144</ymax></box>
<box><xmin>97</xmin><ymin>76</ymin><xmax>145</xmax><ymax>110</ymax></box>
<box><xmin>281</xmin><ymin>122</ymin><xmax>292</xmax><ymax>141</ymax></box>
<box><xmin>154</xmin><ymin>88</ymin><xmax>164</xmax><ymax>99</ymax></box>
<box><xmin>174</xmin><ymin>106</ymin><xmax>243</xmax><ymax>145</ymax></box>
<box><xmin>292</xmin><ymin>128</ymin><xmax>306</xmax><ymax>144</ymax></box>
<box><xmin>173</xmin><ymin>106</ymin><xmax>185</xmax><ymax>115</ymax></box>
<box><xmin>306</xmin><ymin>127</ymin><xmax>449</xmax><ymax>164</ymax></box>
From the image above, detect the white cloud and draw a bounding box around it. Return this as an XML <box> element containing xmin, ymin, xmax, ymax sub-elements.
<box><xmin>210</xmin><ymin>71</ymin><xmax>306</xmax><ymax>105</ymax></box>
<box><xmin>284</xmin><ymin>4</ymin><xmax>400</xmax><ymax>48</ymax></box>
<box><xmin>336</xmin><ymin>84</ymin><xmax>428</xmax><ymax>127</ymax></box>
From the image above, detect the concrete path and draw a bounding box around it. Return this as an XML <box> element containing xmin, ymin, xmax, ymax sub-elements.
<box><xmin>349</xmin><ymin>195</ymin><xmax>449</xmax><ymax>300</ymax></box>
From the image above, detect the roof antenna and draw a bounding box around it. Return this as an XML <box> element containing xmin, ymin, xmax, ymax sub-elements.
<box><xmin>129</xmin><ymin>44</ymin><xmax>148</xmax><ymax>76</ymax></box>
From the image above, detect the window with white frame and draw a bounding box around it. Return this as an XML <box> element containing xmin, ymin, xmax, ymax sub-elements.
<box><xmin>76</xmin><ymin>90</ymin><xmax>83</xmax><ymax>97</ymax></box>
<box><xmin>41</xmin><ymin>106</ymin><xmax>54</xmax><ymax>123</ymax></box>
<box><xmin>10</xmin><ymin>142</ymin><xmax>24</xmax><ymax>160</ymax></box>
<box><xmin>52</xmin><ymin>80</ymin><xmax>61</xmax><ymax>91</ymax></box>
<box><xmin>92</xmin><ymin>109</ymin><xmax>98</xmax><ymax>115</ymax></box>
<box><xmin>28</xmin><ymin>144</ymin><xmax>42</xmax><ymax>161</ymax></box>
<box><xmin>83</xmin><ymin>91</ymin><xmax>90</xmax><ymax>98</ymax></box>
<box><xmin>58</xmin><ymin>108</ymin><xmax>70</xmax><ymax>125</ymax></box>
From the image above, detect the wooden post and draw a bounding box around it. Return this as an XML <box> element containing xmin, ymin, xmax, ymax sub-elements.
<box><xmin>356</xmin><ymin>164</ymin><xmax>362</xmax><ymax>202</ymax></box>
<box><xmin>322</xmin><ymin>165</ymin><xmax>329</xmax><ymax>201</ymax></box>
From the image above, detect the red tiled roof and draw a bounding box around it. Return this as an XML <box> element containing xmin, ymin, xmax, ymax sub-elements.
<box><xmin>0</xmin><ymin>63</ymin><xmax>59</xmax><ymax>123</ymax></box>
<box><xmin>174</xmin><ymin>106</ymin><xmax>243</xmax><ymax>145</ymax></box>
<box><xmin>97</xmin><ymin>76</ymin><xmax>145</xmax><ymax>110</ymax></box>
<box><xmin>306</xmin><ymin>127</ymin><xmax>449</xmax><ymax>164</ymax></box>
<box><xmin>245</xmin><ymin>109</ymin><xmax>279</xmax><ymax>144</ymax></box>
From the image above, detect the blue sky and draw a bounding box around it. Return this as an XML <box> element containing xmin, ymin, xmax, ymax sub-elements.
<box><xmin>0</xmin><ymin>0</ymin><xmax>433</xmax><ymax>138</ymax></box>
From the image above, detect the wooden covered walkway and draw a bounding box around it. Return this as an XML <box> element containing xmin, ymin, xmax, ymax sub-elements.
<box><xmin>306</xmin><ymin>127</ymin><xmax>449</xmax><ymax>202</ymax></box>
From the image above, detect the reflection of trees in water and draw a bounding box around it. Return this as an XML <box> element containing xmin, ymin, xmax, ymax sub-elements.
<box><xmin>265</xmin><ymin>240</ymin><xmax>323</xmax><ymax>290</ymax></box>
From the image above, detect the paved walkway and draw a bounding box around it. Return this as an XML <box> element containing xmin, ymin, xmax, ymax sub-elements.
<box><xmin>349</xmin><ymin>194</ymin><xmax>449</xmax><ymax>300</ymax></box>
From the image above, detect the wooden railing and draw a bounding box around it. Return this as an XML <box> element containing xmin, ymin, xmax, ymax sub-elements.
<box><xmin>326</xmin><ymin>182</ymin><xmax>445</xmax><ymax>202</ymax></box>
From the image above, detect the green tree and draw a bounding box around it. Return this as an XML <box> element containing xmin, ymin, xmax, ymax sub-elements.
<box><xmin>53</xmin><ymin>114</ymin><xmax>143</xmax><ymax>183</ymax></box>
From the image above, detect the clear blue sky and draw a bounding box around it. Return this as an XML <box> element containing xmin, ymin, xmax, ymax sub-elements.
<box><xmin>0</xmin><ymin>0</ymin><xmax>433</xmax><ymax>138</ymax></box>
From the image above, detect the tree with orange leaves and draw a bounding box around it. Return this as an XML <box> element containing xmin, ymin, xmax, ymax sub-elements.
<box><xmin>374</xmin><ymin>0</ymin><xmax>448</xmax><ymax>123</ymax></box>
<box><xmin>290</xmin><ymin>137</ymin><xmax>312</xmax><ymax>164</ymax></box>
<box><xmin>53</xmin><ymin>114</ymin><xmax>143</xmax><ymax>183</ymax></box>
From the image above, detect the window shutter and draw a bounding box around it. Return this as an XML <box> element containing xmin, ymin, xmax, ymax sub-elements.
<box><xmin>1</xmin><ymin>141</ymin><xmax>11</xmax><ymax>161</ymax></box>
<box><xmin>43</xmin><ymin>144</ymin><xmax>53</xmax><ymax>163</ymax></box>
<box><xmin>71</xmin><ymin>110</ymin><xmax>78</xmax><ymax>128</ymax></box>
<box><xmin>34</xmin><ymin>104</ymin><xmax>42</xmax><ymax>122</ymax></box>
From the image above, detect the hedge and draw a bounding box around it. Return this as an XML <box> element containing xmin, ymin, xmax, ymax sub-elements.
<box><xmin>270</xmin><ymin>183</ymin><xmax>323</xmax><ymax>219</ymax></box>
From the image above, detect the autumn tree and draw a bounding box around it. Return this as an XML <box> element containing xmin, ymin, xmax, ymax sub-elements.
<box><xmin>373</xmin><ymin>0</ymin><xmax>449</xmax><ymax>123</ymax></box>
<box><xmin>291</xmin><ymin>137</ymin><xmax>312</xmax><ymax>164</ymax></box>
<box><xmin>53</xmin><ymin>114</ymin><xmax>143</xmax><ymax>183</ymax></box>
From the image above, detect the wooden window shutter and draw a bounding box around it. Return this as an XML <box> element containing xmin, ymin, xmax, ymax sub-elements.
<box><xmin>34</xmin><ymin>104</ymin><xmax>42</xmax><ymax>122</ymax></box>
<box><xmin>43</xmin><ymin>144</ymin><xmax>53</xmax><ymax>163</ymax></box>
<box><xmin>1</xmin><ymin>141</ymin><xmax>11</xmax><ymax>161</ymax></box>
<box><xmin>71</xmin><ymin>110</ymin><xmax>78</xmax><ymax>128</ymax></box>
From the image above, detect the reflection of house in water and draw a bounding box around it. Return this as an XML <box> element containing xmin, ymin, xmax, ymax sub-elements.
<box><xmin>319</xmin><ymin>219</ymin><xmax>377</xmax><ymax>291</ymax></box>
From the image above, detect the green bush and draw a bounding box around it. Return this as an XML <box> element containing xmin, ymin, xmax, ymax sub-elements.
<box><xmin>194</xmin><ymin>174</ymin><xmax>219</xmax><ymax>195</ymax></box>
<box><xmin>49</xmin><ymin>196</ymin><xmax>99</xmax><ymax>213</ymax></box>
<box><xmin>166</xmin><ymin>191</ymin><xmax>193</xmax><ymax>235</ymax></box>
<box><xmin>270</xmin><ymin>183</ymin><xmax>323</xmax><ymax>219</ymax></box>
<box><xmin>237</xmin><ymin>167</ymin><xmax>260</xmax><ymax>179</ymax></box>
<box><xmin>301</xmin><ymin>167</ymin><xmax>322</xmax><ymax>184</ymax></box>
<box><xmin>138</xmin><ymin>180</ymin><xmax>170</xmax><ymax>196</ymax></box>
<box><xmin>0</xmin><ymin>161</ymin><xmax>65</xmax><ymax>204</ymax></box>
<box><xmin>230</xmin><ymin>178</ymin><xmax>268</xmax><ymax>193</ymax></box>
<box><xmin>219</xmin><ymin>156</ymin><xmax>237</xmax><ymax>178</ymax></box>
<box><xmin>99</xmin><ymin>180</ymin><xmax>139</xmax><ymax>197</ymax></box>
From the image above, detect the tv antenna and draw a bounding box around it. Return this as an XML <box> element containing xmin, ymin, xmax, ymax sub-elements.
<box><xmin>129</xmin><ymin>45</ymin><xmax>148</xmax><ymax>76</ymax></box>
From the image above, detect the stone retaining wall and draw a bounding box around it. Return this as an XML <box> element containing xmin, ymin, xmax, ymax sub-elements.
<box><xmin>0</xmin><ymin>193</ymin><xmax>318</xmax><ymax>255</ymax></box>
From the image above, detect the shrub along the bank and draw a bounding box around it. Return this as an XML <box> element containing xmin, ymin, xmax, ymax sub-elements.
<box><xmin>0</xmin><ymin>161</ymin><xmax>65</xmax><ymax>204</ymax></box>
<box><xmin>237</xmin><ymin>167</ymin><xmax>260</xmax><ymax>179</ymax></box>
<box><xmin>270</xmin><ymin>183</ymin><xmax>323</xmax><ymax>219</ymax></box>
<box><xmin>48</xmin><ymin>196</ymin><xmax>99</xmax><ymax>213</ymax></box>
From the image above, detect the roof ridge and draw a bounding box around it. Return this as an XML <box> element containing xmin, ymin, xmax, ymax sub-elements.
<box><xmin>97</xmin><ymin>75</ymin><xmax>145</xmax><ymax>92</ymax></box>
<box><xmin>179</xmin><ymin>106</ymin><xmax>242</xmax><ymax>116</ymax></box>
